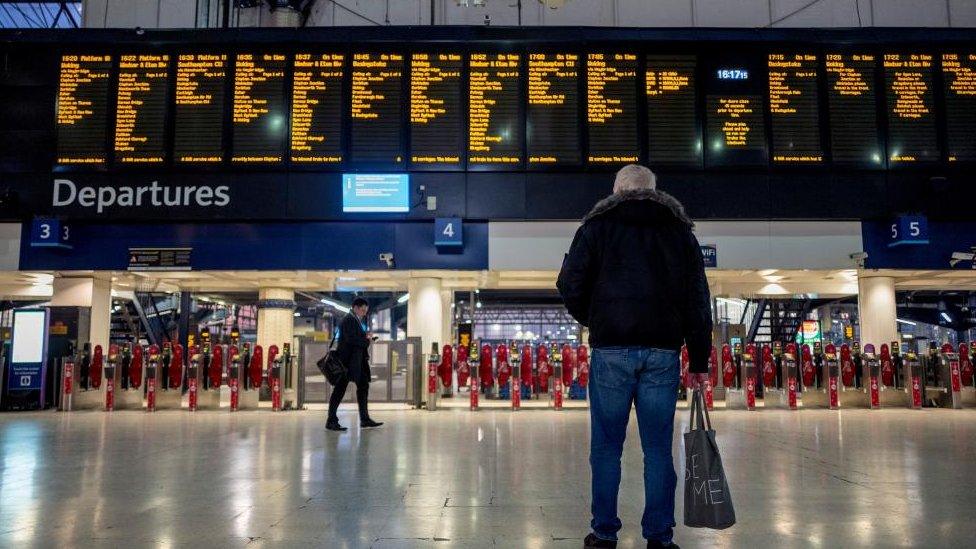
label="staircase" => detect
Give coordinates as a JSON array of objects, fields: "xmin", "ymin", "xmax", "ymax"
[
  {"xmin": 110, "ymin": 292, "xmax": 179, "ymax": 345},
  {"xmin": 743, "ymin": 298, "xmax": 816, "ymax": 343}
]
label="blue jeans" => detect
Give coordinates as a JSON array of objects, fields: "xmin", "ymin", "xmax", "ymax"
[{"xmin": 589, "ymin": 346, "xmax": 679, "ymax": 543}]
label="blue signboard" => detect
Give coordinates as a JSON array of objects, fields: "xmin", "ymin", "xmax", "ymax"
[
  {"xmin": 863, "ymin": 221, "xmax": 975, "ymax": 269},
  {"xmin": 8, "ymin": 309, "xmax": 48, "ymax": 395},
  {"xmin": 342, "ymin": 174, "xmax": 410, "ymax": 213},
  {"xmin": 701, "ymin": 244, "xmax": 717, "ymax": 268},
  {"xmin": 888, "ymin": 215, "xmax": 929, "ymax": 247},
  {"xmin": 435, "ymin": 218, "xmax": 463, "ymax": 249},
  {"xmin": 29, "ymin": 217, "xmax": 71, "ymax": 248}
]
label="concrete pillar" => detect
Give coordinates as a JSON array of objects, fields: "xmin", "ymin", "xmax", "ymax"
[
  {"xmin": 50, "ymin": 277, "xmax": 111, "ymax": 350},
  {"xmin": 858, "ymin": 275, "xmax": 898, "ymax": 348},
  {"xmin": 256, "ymin": 288, "xmax": 295, "ymax": 352},
  {"xmin": 256, "ymin": 288, "xmax": 296, "ymax": 406},
  {"xmin": 440, "ymin": 289, "xmax": 454, "ymax": 349},
  {"xmin": 407, "ymin": 277, "xmax": 444, "ymax": 356}
]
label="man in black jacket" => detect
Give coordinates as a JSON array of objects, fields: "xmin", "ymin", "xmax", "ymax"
[
  {"xmin": 327, "ymin": 297, "xmax": 384, "ymax": 431},
  {"xmin": 557, "ymin": 164, "xmax": 712, "ymax": 549}
]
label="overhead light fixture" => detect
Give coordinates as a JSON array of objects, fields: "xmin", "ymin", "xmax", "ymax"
[
  {"xmin": 397, "ymin": 293, "xmax": 410, "ymax": 304},
  {"xmin": 319, "ymin": 297, "xmax": 351, "ymax": 314},
  {"xmin": 940, "ymin": 312, "xmax": 952, "ymax": 323},
  {"xmin": 293, "ymin": 311, "xmax": 301, "ymax": 317},
  {"xmin": 896, "ymin": 318, "xmax": 917, "ymax": 326}
]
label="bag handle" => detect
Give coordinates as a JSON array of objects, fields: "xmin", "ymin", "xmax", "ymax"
[{"xmin": 688, "ymin": 387, "xmax": 712, "ymax": 431}]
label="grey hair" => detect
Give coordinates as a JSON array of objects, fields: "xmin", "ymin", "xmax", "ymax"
[{"xmin": 613, "ymin": 164, "xmax": 657, "ymax": 193}]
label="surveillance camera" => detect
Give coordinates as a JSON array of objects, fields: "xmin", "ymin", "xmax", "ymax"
[
  {"xmin": 135, "ymin": 26, "xmax": 145, "ymax": 35},
  {"xmin": 379, "ymin": 252, "xmax": 395, "ymax": 269},
  {"xmin": 484, "ymin": 14, "xmax": 490, "ymax": 26},
  {"xmin": 850, "ymin": 251, "xmax": 868, "ymax": 268}
]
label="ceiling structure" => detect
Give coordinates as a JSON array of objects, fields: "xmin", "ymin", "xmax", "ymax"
[{"xmin": 2, "ymin": 268, "xmax": 976, "ymax": 300}]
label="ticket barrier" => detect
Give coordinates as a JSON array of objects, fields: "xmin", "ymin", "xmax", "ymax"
[
  {"xmin": 702, "ymin": 346, "xmax": 717, "ymax": 410},
  {"xmin": 766, "ymin": 343, "xmax": 798, "ymax": 410},
  {"xmin": 227, "ymin": 345, "xmax": 242, "ymax": 411},
  {"xmin": 759, "ymin": 344, "xmax": 782, "ymax": 406},
  {"xmin": 116, "ymin": 343, "xmax": 145, "ymax": 409},
  {"xmin": 874, "ymin": 343, "xmax": 911, "ymax": 408},
  {"xmin": 837, "ymin": 344, "xmax": 870, "ymax": 408},
  {"xmin": 510, "ymin": 351, "xmax": 521, "ymax": 411},
  {"xmin": 426, "ymin": 342, "xmax": 440, "ymax": 411},
  {"xmin": 958, "ymin": 343, "xmax": 975, "ymax": 406},
  {"xmin": 930, "ymin": 344, "xmax": 964, "ymax": 409},
  {"xmin": 496, "ymin": 344, "xmax": 512, "ymax": 400},
  {"xmin": 439, "ymin": 344, "xmax": 454, "ymax": 398},
  {"xmin": 802, "ymin": 344, "xmax": 840, "ymax": 409},
  {"xmin": 479, "ymin": 343, "xmax": 494, "ymax": 398},
  {"xmin": 156, "ymin": 342, "xmax": 184, "ymax": 410},
  {"xmin": 188, "ymin": 344, "xmax": 220, "ymax": 410},
  {"xmin": 58, "ymin": 357, "xmax": 76, "ymax": 411},
  {"xmin": 144, "ymin": 344, "xmax": 160, "ymax": 412},
  {"xmin": 519, "ymin": 345, "xmax": 533, "ymax": 400},
  {"xmin": 62, "ymin": 343, "xmax": 106, "ymax": 410},
  {"xmin": 570, "ymin": 345, "xmax": 589, "ymax": 400},
  {"xmin": 240, "ymin": 343, "xmax": 262, "ymax": 410},
  {"xmin": 551, "ymin": 362, "xmax": 564, "ymax": 410},
  {"xmin": 726, "ymin": 344, "xmax": 757, "ymax": 410},
  {"xmin": 456, "ymin": 344, "xmax": 471, "ymax": 392}
]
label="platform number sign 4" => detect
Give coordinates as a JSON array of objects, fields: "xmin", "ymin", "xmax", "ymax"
[
  {"xmin": 889, "ymin": 215, "xmax": 929, "ymax": 247},
  {"xmin": 435, "ymin": 218, "xmax": 463, "ymax": 249},
  {"xmin": 30, "ymin": 217, "xmax": 72, "ymax": 249}
]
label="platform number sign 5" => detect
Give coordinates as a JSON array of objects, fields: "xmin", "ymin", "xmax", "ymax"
[
  {"xmin": 888, "ymin": 215, "xmax": 929, "ymax": 248},
  {"xmin": 30, "ymin": 217, "xmax": 72, "ymax": 249},
  {"xmin": 435, "ymin": 218, "xmax": 463, "ymax": 249}
]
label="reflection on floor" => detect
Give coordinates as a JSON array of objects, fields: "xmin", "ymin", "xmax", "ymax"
[{"xmin": 0, "ymin": 407, "xmax": 974, "ymax": 548}]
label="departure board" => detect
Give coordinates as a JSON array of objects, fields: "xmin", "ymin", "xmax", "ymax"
[
  {"xmin": 942, "ymin": 53, "xmax": 976, "ymax": 162},
  {"xmin": 291, "ymin": 53, "xmax": 344, "ymax": 164},
  {"xmin": 884, "ymin": 53, "xmax": 939, "ymax": 163},
  {"xmin": 232, "ymin": 53, "xmax": 287, "ymax": 163},
  {"xmin": 114, "ymin": 54, "xmax": 169, "ymax": 164},
  {"xmin": 587, "ymin": 53, "xmax": 639, "ymax": 164},
  {"xmin": 174, "ymin": 53, "xmax": 227, "ymax": 164},
  {"xmin": 645, "ymin": 55, "xmax": 699, "ymax": 167},
  {"xmin": 527, "ymin": 52, "xmax": 580, "ymax": 165},
  {"xmin": 56, "ymin": 54, "xmax": 112, "ymax": 165},
  {"xmin": 705, "ymin": 63, "xmax": 766, "ymax": 167},
  {"xmin": 410, "ymin": 53, "xmax": 463, "ymax": 168},
  {"xmin": 469, "ymin": 53, "xmax": 522, "ymax": 168},
  {"xmin": 350, "ymin": 53, "xmax": 404, "ymax": 165},
  {"xmin": 825, "ymin": 53, "xmax": 882, "ymax": 166},
  {"xmin": 768, "ymin": 53, "xmax": 822, "ymax": 163}
]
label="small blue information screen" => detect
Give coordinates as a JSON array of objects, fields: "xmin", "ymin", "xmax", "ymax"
[{"xmin": 342, "ymin": 173, "xmax": 410, "ymax": 213}]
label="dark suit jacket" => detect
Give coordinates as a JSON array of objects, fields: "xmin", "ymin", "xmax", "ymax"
[{"xmin": 336, "ymin": 312, "xmax": 371, "ymax": 384}]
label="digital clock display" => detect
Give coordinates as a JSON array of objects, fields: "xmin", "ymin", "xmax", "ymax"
[{"xmin": 716, "ymin": 69, "xmax": 749, "ymax": 80}]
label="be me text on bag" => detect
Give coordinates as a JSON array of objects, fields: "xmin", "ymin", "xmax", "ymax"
[{"xmin": 683, "ymin": 387, "xmax": 736, "ymax": 529}]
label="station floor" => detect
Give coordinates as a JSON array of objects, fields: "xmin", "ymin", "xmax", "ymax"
[{"xmin": 1, "ymin": 406, "xmax": 975, "ymax": 549}]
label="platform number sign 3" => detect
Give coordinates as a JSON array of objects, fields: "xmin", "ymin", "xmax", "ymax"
[
  {"xmin": 30, "ymin": 217, "xmax": 72, "ymax": 249},
  {"xmin": 889, "ymin": 215, "xmax": 929, "ymax": 247},
  {"xmin": 435, "ymin": 218, "xmax": 463, "ymax": 249}
]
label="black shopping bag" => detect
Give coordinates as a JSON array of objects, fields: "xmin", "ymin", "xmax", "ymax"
[
  {"xmin": 316, "ymin": 336, "xmax": 347, "ymax": 386},
  {"xmin": 683, "ymin": 388, "xmax": 736, "ymax": 529}
]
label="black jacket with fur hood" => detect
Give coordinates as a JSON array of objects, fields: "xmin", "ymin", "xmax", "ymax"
[{"xmin": 557, "ymin": 188, "xmax": 712, "ymax": 373}]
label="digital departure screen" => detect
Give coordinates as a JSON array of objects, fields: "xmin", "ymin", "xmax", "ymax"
[
  {"xmin": 350, "ymin": 53, "xmax": 404, "ymax": 165},
  {"xmin": 291, "ymin": 53, "xmax": 344, "ymax": 164},
  {"xmin": 587, "ymin": 53, "xmax": 639, "ymax": 164},
  {"xmin": 768, "ymin": 53, "xmax": 822, "ymax": 163},
  {"xmin": 825, "ymin": 53, "xmax": 882, "ymax": 166},
  {"xmin": 527, "ymin": 52, "xmax": 580, "ymax": 166},
  {"xmin": 410, "ymin": 52, "xmax": 463, "ymax": 168},
  {"xmin": 174, "ymin": 53, "xmax": 227, "ymax": 164},
  {"xmin": 114, "ymin": 54, "xmax": 169, "ymax": 164},
  {"xmin": 232, "ymin": 53, "xmax": 287, "ymax": 163},
  {"xmin": 884, "ymin": 53, "xmax": 939, "ymax": 164},
  {"xmin": 645, "ymin": 55, "xmax": 699, "ymax": 167},
  {"xmin": 705, "ymin": 62, "xmax": 766, "ymax": 167},
  {"xmin": 942, "ymin": 53, "xmax": 976, "ymax": 162},
  {"xmin": 56, "ymin": 54, "xmax": 112, "ymax": 165},
  {"xmin": 469, "ymin": 52, "xmax": 522, "ymax": 168}
]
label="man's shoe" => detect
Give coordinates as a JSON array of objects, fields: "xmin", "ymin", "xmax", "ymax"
[
  {"xmin": 584, "ymin": 533, "xmax": 616, "ymax": 548},
  {"xmin": 325, "ymin": 420, "xmax": 347, "ymax": 432},
  {"xmin": 361, "ymin": 418, "xmax": 384, "ymax": 428},
  {"xmin": 647, "ymin": 541, "xmax": 679, "ymax": 549}
]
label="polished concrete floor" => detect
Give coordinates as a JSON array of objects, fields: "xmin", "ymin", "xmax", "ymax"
[{"xmin": 1, "ymin": 406, "xmax": 974, "ymax": 549}]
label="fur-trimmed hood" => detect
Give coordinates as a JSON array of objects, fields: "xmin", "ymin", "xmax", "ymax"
[{"xmin": 582, "ymin": 188, "xmax": 694, "ymax": 227}]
